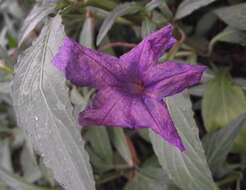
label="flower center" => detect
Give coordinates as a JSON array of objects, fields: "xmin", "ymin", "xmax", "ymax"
[{"xmin": 127, "ymin": 80, "xmax": 145, "ymax": 95}]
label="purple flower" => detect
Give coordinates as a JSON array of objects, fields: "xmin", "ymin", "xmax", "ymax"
[{"xmin": 53, "ymin": 24, "xmax": 206, "ymax": 151}]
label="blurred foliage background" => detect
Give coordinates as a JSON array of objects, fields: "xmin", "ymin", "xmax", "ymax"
[{"xmin": 1, "ymin": 0, "xmax": 246, "ymax": 190}]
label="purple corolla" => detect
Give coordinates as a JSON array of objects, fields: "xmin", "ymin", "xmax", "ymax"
[{"xmin": 53, "ymin": 24, "xmax": 206, "ymax": 151}]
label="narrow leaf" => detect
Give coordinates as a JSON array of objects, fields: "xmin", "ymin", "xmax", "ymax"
[
  {"xmin": 145, "ymin": 0, "xmax": 161, "ymax": 12},
  {"xmin": 21, "ymin": 144, "xmax": 42, "ymax": 183},
  {"xmin": 96, "ymin": 2, "xmax": 141, "ymax": 45},
  {"xmin": 124, "ymin": 166, "xmax": 170, "ymax": 190},
  {"xmin": 109, "ymin": 128, "xmax": 133, "ymax": 166},
  {"xmin": 18, "ymin": 3, "xmax": 55, "ymax": 46},
  {"xmin": 12, "ymin": 15, "xmax": 95, "ymax": 190},
  {"xmin": 150, "ymin": 92, "xmax": 218, "ymax": 190},
  {"xmin": 196, "ymin": 11, "xmax": 217, "ymax": 36},
  {"xmin": 215, "ymin": 3, "xmax": 246, "ymax": 31},
  {"xmin": 159, "ymin": 0, "xmax": 173, "ymax": 19},
  {"xmin": 0, "ymin": 167, "xmax": 51, "ymax": 190},
  {"xmin": 86, "ymin": 127, "xmax": 113, "ymax": 165},
  {"xmin": 175, "ymin": 0, "xmax": 217, "ymax": 20},
  {"xmin": 141, "ymin": 18, "xmax": 156, "ymax": 38},
  {"xmin": 79, "ymin": 12, "xmax": 95, "ymax": 48},
  {"xmin": 203, "ymin": 113, "xmax": 246, "ymax": 173},
  {"xmin": 0, "ymin": 139, "xmax": 13, "ymax": 172},
  {"xmin": 209, "ymin": 27, "xmax": 246, "ymax": 54}
]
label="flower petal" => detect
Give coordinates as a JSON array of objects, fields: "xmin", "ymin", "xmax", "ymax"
[
  {"xmin": 142, "ymin": 97, "xmax": 185, "ymax": 151},
  {"xmin": 53, "ymin": 37, "xmax": 122, "ymax": 89},
  {"xmin": 79, "ymin": 87, "xmax": 184, "ymax": 150},
  {"xmin": 144, "ymin": 61, "xmax": 206, "ymax": 100},
  {"xmin": 79, "ymin": 87, "xmax": 145, "ymax": 128},
  {"xmin": 120, "ymin": 24, "xmax": 176, "ymax": 72}
]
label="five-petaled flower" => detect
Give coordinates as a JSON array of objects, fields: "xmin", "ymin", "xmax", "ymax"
[{"xmin": 53, "ymin": 24, "xmax": 206, "ymax": 151}]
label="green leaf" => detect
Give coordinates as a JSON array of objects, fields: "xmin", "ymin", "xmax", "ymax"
[
  {"xmin": 0, "ymin": 167, "xmax": 54, "ymax": 190},
  {"xmin": 138, "ymin": 129, "xmax": 150, "ymax": 142},
  {"xmin": 203, "ymin": 113, "xmax": 246, "ymax": 173},
  {"xmin": 215, "ymin": 3, "xmax": 246, "ymax": 31},
  {"xmin": 86, "ymin": 148, "xmax": 112, "ymax": 172},
  {"xmin": 18, "ymin": 3, "xmax": 56, "ymax": 46},
  {"xmin": 79, "ymin": 13, "xmax": 95, "ymax": 49},
  {"xmin": 12, "ymin": 15, "xmax": 95, "ymax": 190},
  {"xmin": 202, "ymin": 71, "xmax": 246, "ymax": 152},
  {"xmin": 175, "ymin": 0, "xmax": 217, "ymax": 20},
  {"xmin": 210, "ymin": 27, "xmax": 246, "ymax": 51},
  {"xmin": 96, "ymin": 2, "xmax": 142, "ymax": 46},
  {"xmin": 108, "ymin": 128, "xmax": 133, "ymax": 166},
  {"xmin": 88, "ymin": 6, "xmax": 132, "ymax": 25},
  {"xmin": 86, "ymin": 127, "xmax": 113, "ymax": 165},
  {"xmin": 0, "ymin": 139, "xmax": 13, "ymax": 172},
  {"xmin": 159, "ymin": 0, "xmax": 173, "ymax": 19},
  {"xmin": 0, "ymin": 45, "xmax": 14, "ymax": 67},
  {"xmin": 150, "ymin": 92, "xmax": 218, "ymax": 190},
  {"xmin": 196, "ymin": 11, "xmax": 217, "ymax": 36},
  {"xmin": 141, "ymin": 18, "xmax": 157, "ymax": 38},
  {"xmin": 86, "ymin": 0, "xmax": 116, "ymax": 10},
  {"xmin": 7, "ymin": 33, "xmax": 17, "ymax": 48},
  {"xmin": 202, "ymin": 71, "xmax": 246, "ymax": 130},
  {"xmin": 124, "ymin": 165, "xmax": 170, "ymax": 190},
  {"xmin": 145, "ymin": 0, "xmax": 161, "ymax": 12},
  {"xmin": 20, "ymin": 144, "xmax": 42, "ymax": 183}
]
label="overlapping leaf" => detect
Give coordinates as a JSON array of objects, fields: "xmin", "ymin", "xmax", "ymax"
[
  {"xmin": 96, "ymin": 2, "xmax": 142, "ymax": 45},
  {"xmin": 18, "ymin": 1, "xmax": 57, "ymax": 46},
  {"xmin": 12, "ymin": 15, "xmax": 95, "ymax": 190},
  {"xmin": 124, "ymin": 166, "xmax": 170, "ymax": 190},
  {"xmin": 150, "ymin": 92, "xmax": 218, "ymax": 190},
  {"xmin": 203, "ymin": 113, "xmax": 246, "ymax": 173},
  {"xmin": 209, "ymin": 27, "xmax": 246, "ymax": 54},
  {"xmin": 202, "ymin": 71, "xmax": 246, "ymax": 152},
  {"xmin": 175, "ymin": 0, "xmax": 217, "ymax": 19},
  {"xmin": 109, "ymin": 128, "xmax": 133, "ymax": 166},
  {"xmin": 215, "ymin": 3, "xmax": 246, "ymax": 31}
]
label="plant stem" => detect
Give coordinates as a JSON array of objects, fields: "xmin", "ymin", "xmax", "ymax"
[{"xmin": 86, "ymin": 0, "xmax": 116, "ymax": 10}]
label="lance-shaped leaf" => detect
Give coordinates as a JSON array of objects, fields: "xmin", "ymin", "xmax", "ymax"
[
  {"xmin": 0, "ymin": 167, "xmax": 50, "ymax": 190},
  {"xmin": 12, "ymin": 15, "xmax": 95, "ymax": 190},
  {"xmin": 86, "ymin": 127, "xmax": 113, "ymax": 166},
  {"xmin": 18, "ymin": 2, "xmax": 56, "ymax": 46},
  {"xmin": 80, "ymin": 12, "xmax": 95, "ymax": 49},
  {"xmin": 209, "ymin": 27, "xmax": 246, "ymax": 54},
  {"xmin": 175, "ymin": 0, "xmax": 217, "ymax": 20},
  {"xmin": 124, "ymin": 157, "xmax": 176, "ymax": 190},
  {"xmin": 124, "ymin": 166, "xmax": 170, "ymax": 190},
  {"xmin": 203, "ymin": 113, "xmax": 246, "ymax": 173},
  {"xmin": 0, "ymin": 139, "xmax": 13, "ymax": 172},
  {"xmin": 96, "ymin": 2, "xmax": 141, "ymax": 45},
  {"xmin": 109, "ymin": 128, "xmax": 134, "ymax": 166},
  {"xmin": 149, "ymin": 92, "xmax": 218, "ymax": 190},
  {"xmin": 215, "ymin": 3, "xmax": 246, "ymax": 31}
]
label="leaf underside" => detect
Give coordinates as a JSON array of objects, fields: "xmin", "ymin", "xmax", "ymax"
[{"xmin": 12, "ymin": 15, "xmax": 95, "ymax": 190}]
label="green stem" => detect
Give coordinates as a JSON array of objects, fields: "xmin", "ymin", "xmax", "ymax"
[
  {"xmin": 86, "ymin": 0, "xmax": 116, "ymax": 10},
  {"xmin": 96, "ymin": 172, "xmax": 124, "ymax": 185}
]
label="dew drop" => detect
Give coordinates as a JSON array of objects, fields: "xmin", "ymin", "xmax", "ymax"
[{"xmin": 34, "ymin": 116, "xmax": 39, "ymax": 121}]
